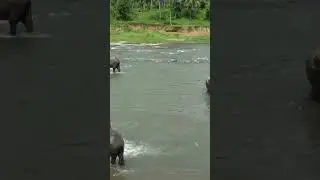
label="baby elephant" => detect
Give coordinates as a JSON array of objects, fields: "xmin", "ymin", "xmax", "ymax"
[
  {"xmin": 206, "ymin": 79, "xmax": 210, "ymax": 94},
  {"xmin": 110, "ymin": 56, "xmax": 121, "ymax": 73},
  {"xmin": 206, "ymin": 76, "xmax": 215, "ymax": 94},
  {"xmin": 110, "ymin": 127, "xmax": 125, "ymax": 166}
]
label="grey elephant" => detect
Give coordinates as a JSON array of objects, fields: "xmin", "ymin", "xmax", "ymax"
[
  {"xmin": 206, "ymin": 77, "xmax": 214, "ymax": 94},
  {"xmin": 110, "ymin": 127, "xmax": 125, "ymax": 166},
  {"xmin": 306, "ymin": 49, "xmax": 320, "ymax": 90},
  {"xmin": 0, "ymin": 0, "xmax": 33, "ymax": 36},
  {"xmin": 110, "ymin": 56, "xmax": 121, "ymax": 73},
  {"xmin": 205, "ymin": 79, "xmax": 210, "ymax": 94}
]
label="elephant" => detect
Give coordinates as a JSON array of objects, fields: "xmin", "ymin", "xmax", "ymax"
[
  {"xmin": 110, "ymin": 56, "xmax": 121, "ymax": 73},
  {"xmin": 0, "ymin": 0, "xmax": 34, "ymax": 36},
  {"xmin": 306, "ymin": 49, "xmax": 320, "ymax": 91},
  {"xmin": 110, "ymin": 127, "xmax": 125, "ymax": 166},
  {"xmin": 206, "ymin": 77, "xmax": 213, "ymax": 94}
]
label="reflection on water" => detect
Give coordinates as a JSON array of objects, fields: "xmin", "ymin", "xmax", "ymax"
[{"xmin": 110, "ymin": 43, "xmax": 210, "ymax": 180}]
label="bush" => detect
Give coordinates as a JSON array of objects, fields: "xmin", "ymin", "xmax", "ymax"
[
  {"xmin": 172, "ymin": 1, "xmax": 183, "ymax": 18},
  {"xmin": 149, "ymin": 9, "xmax": 171, "ymax": 21},
  {"xmin": 205, "ymin": 8, "xmax": 210, "ymax": 20},
  {"xmin": 181, "ymin": 8, "xmax": 198, "ymax": 19},
  {"xmin": 115, "ymin": 0, "xmax": 133, "ymax": 21},
  {"xmin": 199, "ymin": 0, "xmax": 207, "ymax": 9}
]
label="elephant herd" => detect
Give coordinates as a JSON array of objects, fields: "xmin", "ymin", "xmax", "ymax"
[{"xmin": 206, "ymin": 49, "xmax": 320, "ymax": 98}]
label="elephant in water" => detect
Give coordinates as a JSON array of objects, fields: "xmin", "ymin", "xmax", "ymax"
[
  {"xmin": 110, "ymin": 127, "xmax": 125, "ymax": 166},
  {"xmin": 306, "ymin": 49, "xmax": 320, "ymax": 91},
  {"xmin": 206, "ymin": 77, "xmax": 214, "ymax": 94},
  {"xmin": 205, "ymin": 79, "xmax": 210, "ymax": 94},
  {"xmin": 0, "ymin": 0, "xmax": 34, "ymax": 36},
  {"xmin": 110, "ymin": 56, "xmax": 121, "ymax": 73}
]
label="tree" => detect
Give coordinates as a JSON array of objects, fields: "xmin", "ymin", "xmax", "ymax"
[
  {"xmin": 159, "ymin": 0, "xmax": 162, "ymax": 20},
  {"xmin": 185, "ymin": 0, "xmax": 200, "ymax": 20},
  {"xmin": 115, "ymin": 0, "xmax": 133, "ymax": 21},
  {"xmin": 168, "ymin": 0, "xmax": 172, "ymax": 25},
  {"xmin": 172, "ymin": 0, "xmax": 183, "ymax": 19},
  {"xmin": 205, "ymin": 1, "xmax": 210, "ymax": 20}
]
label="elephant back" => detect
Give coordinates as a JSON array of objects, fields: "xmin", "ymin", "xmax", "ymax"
[{"xmin": 110, "ymin": 128, "xmax": 124, "ymax": 148}]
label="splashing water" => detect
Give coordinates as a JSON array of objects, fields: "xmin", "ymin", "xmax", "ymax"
[
  {"xmin": 124, "ymin": 139, "xmax": 162, "ymax": 158},
  {"xmin": 110, "ymin": 139, "xmax": 162, "ymax": 177}
]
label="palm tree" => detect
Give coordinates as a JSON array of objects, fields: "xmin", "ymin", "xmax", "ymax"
[
  {"xmin": 184, "ymin": 0, "xmax": 200, "ymax": 23},
  {"xmin": 159, "ymin": 0, "xmax": 162, "ymax": 20},
  {"xmin": 168, "ymin": 0, "xmax": 172, "ymax": 25},
  {"xmin": 143, "ymin": 0, "xmax": 147, "ymax": 10},
  {"xmin": 155, "ymin": 0, "xmax": 164, "ymax": 20}
]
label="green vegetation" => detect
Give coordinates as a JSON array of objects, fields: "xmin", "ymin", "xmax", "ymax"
[
  {"xmin": 110, "ymin": 0, "xmax": 210, "ymax": 44},
  {"xmin": 111, "ymin": 28, "xmax": 209, "ymax": 44}
]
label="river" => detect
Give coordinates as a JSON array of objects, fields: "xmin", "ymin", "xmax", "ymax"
[{"xmin": 110, "ymin": 43, "xmax": 210, "ymax": 180}]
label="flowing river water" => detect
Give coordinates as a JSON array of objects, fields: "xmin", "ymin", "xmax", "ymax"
[{"xmin": 110, "ymin": 43, "xmax": 210, "ymax": 180}]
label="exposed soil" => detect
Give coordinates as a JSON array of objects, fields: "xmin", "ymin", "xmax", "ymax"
[{"xmin": 113, "ymin": 23, "xmax": 210, "ymax": 36}]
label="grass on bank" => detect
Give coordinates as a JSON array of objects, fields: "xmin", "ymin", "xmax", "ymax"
[
  {"xmin": 110, "ymin": 28, "xmax": 209, "ymax": 44},
  {"xmin": 110, "ymin": 9, "xmax": 210, "ymax": 43}
]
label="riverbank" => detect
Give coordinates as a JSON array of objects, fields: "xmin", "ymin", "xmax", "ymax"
[
  {"xmin": 110, "ymin": 7, "xmax": 210, "ymax": 44},
  {"xmin": 110, "ymin": 23, "xmax": 210, "ymax": 44}
]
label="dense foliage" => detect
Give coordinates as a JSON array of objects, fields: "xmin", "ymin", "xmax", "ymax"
[{"xmin": 110, "ymin": 0, "xmax": 210, "ymax": 22}]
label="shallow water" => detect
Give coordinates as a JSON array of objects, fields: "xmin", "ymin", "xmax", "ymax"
[{"xmin": 110, "ymin": 43, "xmax": 210, "ymax": 180}]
